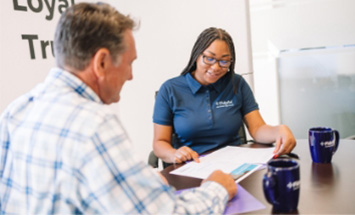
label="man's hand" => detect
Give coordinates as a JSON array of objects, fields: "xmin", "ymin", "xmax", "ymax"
[{"xmin": 202, "ymin": 170, "xmax": 237, "ymax": 200}]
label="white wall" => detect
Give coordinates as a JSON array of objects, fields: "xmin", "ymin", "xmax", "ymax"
[
  {"xmin": 0, "ymin": 0, "xmax": 253, "ymax": 163},
  {"xmin": 0, "ymin": 0, "xmax": 61, "ymax": 112}
]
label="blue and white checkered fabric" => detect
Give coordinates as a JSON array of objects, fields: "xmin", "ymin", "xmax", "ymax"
[{"xmin": 0, "ymin": 68, "xmax": 228, "ymax": 214}]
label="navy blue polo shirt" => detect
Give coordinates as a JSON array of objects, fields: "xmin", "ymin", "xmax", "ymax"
[{"xmin": 153, "ymin": 72, "xmax": 259, "ymax": 155}]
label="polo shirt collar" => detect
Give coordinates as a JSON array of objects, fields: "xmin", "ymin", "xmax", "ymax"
[
  {"xmin": 185, "ymin": 72, "xmax": 228, "ymax": 94},
  {"xmin": 185, "ymin": 72, "xmax": 202, "ymax": 94}
]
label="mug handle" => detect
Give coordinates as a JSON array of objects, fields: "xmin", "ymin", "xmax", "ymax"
[
  {"xmin": 263, "ymin": 174, "xmax": 277, "ymax": 205},
  {"xmin": 333, "ymin": 130, "xmax": 340, "ymax": 154}
]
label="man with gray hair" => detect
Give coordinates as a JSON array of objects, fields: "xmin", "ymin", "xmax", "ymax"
[{"xmin": 0, "ymin": 2, "xmax": 236, "ymax": 214}]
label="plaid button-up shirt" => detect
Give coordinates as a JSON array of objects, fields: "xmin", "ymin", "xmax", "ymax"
[{"xmin": 0, "ymin": 68, "xmax": 228, "ymax": 214}]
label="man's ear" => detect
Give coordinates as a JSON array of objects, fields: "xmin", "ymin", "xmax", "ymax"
[{"xmin": 92, "ymin": 48, "xmax": 111, "ymax": 78}]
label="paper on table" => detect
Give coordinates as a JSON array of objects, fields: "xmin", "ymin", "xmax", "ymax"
[{"xmin": 170, "ymin": 146, "xmax": 275, "ymax": 181}]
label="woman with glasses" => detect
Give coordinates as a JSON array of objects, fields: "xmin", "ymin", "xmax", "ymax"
[{"xmin": 153, "ymin": 27, "xmax": 296, "ymax": 165}]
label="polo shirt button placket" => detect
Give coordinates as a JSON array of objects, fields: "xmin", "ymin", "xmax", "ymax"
[{"xmin": 206, "ymin": 90, "xmax": 212, "ymax": 124}]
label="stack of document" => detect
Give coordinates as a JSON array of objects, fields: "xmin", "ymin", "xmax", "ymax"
[{"xmin": 170, "ymin": 146, "xmax": 275, "ymax": 183}]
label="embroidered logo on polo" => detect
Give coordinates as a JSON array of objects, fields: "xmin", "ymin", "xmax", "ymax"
[{"xmin": 216, "ymin": 100, "xmax": 234, "ymax": 108}]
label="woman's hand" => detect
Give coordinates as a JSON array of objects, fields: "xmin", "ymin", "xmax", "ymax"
[
  {"xmin": 273, "ymin": 125, "xmax": 296, "ymax": 155},
  {"xmin": 172, "ymin": 146, "xmax": 200, "ymax": 164},
  {"xmin": 244, "ymin": 110, "xmax": 296, "ymax": 155}
]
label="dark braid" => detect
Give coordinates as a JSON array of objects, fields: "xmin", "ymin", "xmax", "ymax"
[{"xmin": 181, "ymin": 27, "xmax": 238, "ymax": 93}]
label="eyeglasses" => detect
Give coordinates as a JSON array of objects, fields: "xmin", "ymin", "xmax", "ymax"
[{"xmin": 201, "ymin": 54, "xmax": 232, "ymax": 68}]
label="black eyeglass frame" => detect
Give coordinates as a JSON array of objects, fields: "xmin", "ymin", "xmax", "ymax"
[{"xmin": 201, "ymin": 54, "xmax": 232, "ymax": 68}]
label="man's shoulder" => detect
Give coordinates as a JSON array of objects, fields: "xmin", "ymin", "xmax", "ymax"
[
  {"xmin": 0, "ymin": 89, "xmax": 38, "ymax": 120},
  {"xmin": 70, "ymin": 98, "xmax": 117, "ymax": 125}
]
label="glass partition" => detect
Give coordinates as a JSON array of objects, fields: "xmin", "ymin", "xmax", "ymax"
[{"xmin": 278, "ymin": 46, "xmax": 355, "ymax": 138}]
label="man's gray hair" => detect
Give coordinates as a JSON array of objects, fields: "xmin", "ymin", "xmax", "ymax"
[{"xmin": 54, "ymin": 2, "xmax": 135, "ymax": 70}]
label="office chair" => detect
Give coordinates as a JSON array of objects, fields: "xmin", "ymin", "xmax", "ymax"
[{"xmin": 148, "ymin": 151, "xmax": 160, "ymax": 169}]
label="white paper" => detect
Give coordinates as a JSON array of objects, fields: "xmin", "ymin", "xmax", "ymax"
[{"xmin": 170, "ymin": 146, "xmax": 275, "ymax": 182}]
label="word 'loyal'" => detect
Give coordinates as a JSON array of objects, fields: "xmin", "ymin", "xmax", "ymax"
[{"xmin": 13, "ymin": 0, "xmax": 75, "ymax": 21}]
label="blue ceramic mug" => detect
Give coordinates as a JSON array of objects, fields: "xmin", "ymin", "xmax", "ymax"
[
  {"xmin": 309, "ymin": 127, "xmax": 339, "ymax": 163},
  {"xmin": 263, "ymin": 159, "xmax": 300, "ymax": 213}
]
